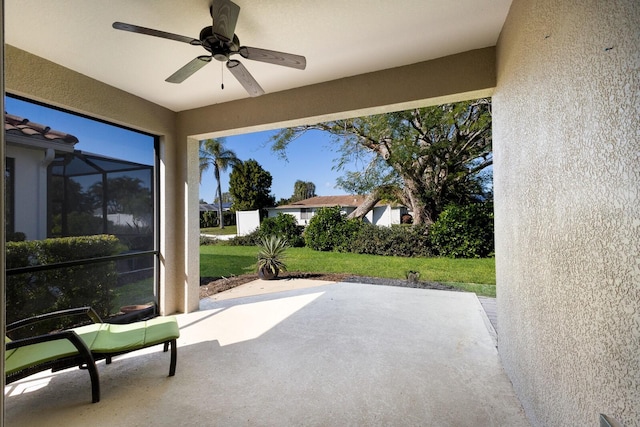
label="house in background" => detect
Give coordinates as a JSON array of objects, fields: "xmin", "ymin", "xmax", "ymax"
[
  {"xmin": 4, "ymin": 113, "xmax": 153, "ymax": 241},
  {"xmin": 268, "ymin": 195, "xmax": 408, "ymax": 227},
  {"xmin": 4, "ymin": 113, "xmax": 78, "ymax": 240},
  {"xmin": 199, "ymin": 201, "xmax": 232, "ymax": 213}
]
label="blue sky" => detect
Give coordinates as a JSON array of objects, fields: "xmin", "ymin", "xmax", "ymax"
[
  {"xmin": 5, "ymin": 96, "xmax": 367, "ymax": 202},
  {"xmin": 6, "ymin": 97, "xmax": 154, "ymax": 165},
  {"xmin": 206, "ymin": 129, "xmax": 370, "ymax": 203}
]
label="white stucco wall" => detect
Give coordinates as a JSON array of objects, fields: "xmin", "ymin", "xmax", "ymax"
[
  {"xmin": 372, "ymin": 206, "xmax": 392, "ymax": 227},
  {"xmin": 5, "ymin": 145, "xmax": 48, "ymax": 240},
  {"xmin": 270, "ymin": 206, "xmax": 403, "ymax": 227},
  {"xmin": 494, "ymin": 0, "xmax": 640, "ymax": 426},
  {"xmin": 267, "ymin": 208, "xmax": 305, "ymax": 225}
]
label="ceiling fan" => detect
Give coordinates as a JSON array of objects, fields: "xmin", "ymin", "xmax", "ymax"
[{"xmin": 112, "ymin": 0, "xmax": 306, "ymax": 97}]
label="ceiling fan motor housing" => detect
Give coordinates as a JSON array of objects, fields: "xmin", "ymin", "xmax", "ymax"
[{"xmin": 199, "ymin": 26, "xmax": 239, "ymax": 62}]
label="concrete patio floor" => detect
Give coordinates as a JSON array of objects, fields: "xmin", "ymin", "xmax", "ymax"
[{"xmin": 5, "ymin": 281, "xmax": 529, "ymax": 426}]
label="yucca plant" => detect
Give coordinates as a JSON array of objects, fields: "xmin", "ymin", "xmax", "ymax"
[{"xmin": 257, "ymin": 235, "xmax": 289, "ymax": 280}]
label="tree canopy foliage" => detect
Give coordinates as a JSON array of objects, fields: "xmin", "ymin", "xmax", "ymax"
[
  {"xmin": 292, "ymin": 180, "xmax": 317, "ymax": 202},
  {"xmin": 229, "ymin": 159, "xmax": 275, "ymax": 212},
  {"xmin": 271, "ymin": 99, "xmax": 492, "ymax": 224},
  {"xmin": 276, "ymin": 180, "xmax": 317, "ymax": 206}
]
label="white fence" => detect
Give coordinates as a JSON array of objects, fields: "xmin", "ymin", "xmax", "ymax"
[{"xmin": 235, "ymin": 210, "xmax": 260, "ymax": 236}]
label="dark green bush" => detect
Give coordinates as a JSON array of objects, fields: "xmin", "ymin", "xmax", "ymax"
[
  {"xmin": 429, "ymin": 203, "xmax": 494, "ymax": 258},
  {"xmin": 5, "ymin": 235, "xmax": 122, "ymax": 330},
  {"xmin": 304, "ymin": 206, "xmax": 363, "ymax": 251},
  {"xmin": 227, "ymin": 229, "xmax": 261, "ymax": 246},
  {"xmin": 6, "ymin": 231, "xmax": 26, "ymax": 242},
  {"xmin": 50, "ymin": 212, "xmax": 104, "ymax": 236},
  {"xmin": 200, "ymin": 211, "xmax": 218, "ymax": 228},
  {"xmin": 200, "ymin": 211, "xmax": 236, "ymax": 228},
  {"xmin": 335, "ymin": 218, "xmax": 364, "ymax": 252},
  {"xmin": 200, "ymin": 235, "xmax": 218, "ymax": 245},
  {"xmin": 259, "ymin": 214, "xmax": 304, "ymax": 247},
  {"xmin": 349, "ymin": 223, "xmax": 433, "ymax": 257},
  {"xmin": 223, "ymin": 211, "xmax": 236, "ymax": 227}
]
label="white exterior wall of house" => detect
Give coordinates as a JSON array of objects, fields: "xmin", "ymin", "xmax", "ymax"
[
  {"xmin": 370, "ymin": 205, "xmax": 397, "ymax": 227},
  {"xmin": 269, "ymin": 205, "xmax": 402, "ymax": 227},
  {"xmin": 5, "ymin": 145, "xmax": 49, "ymax": 240},
  {"xmin": 390, "ymin": 206, "xmax": 403, "ymax": 225},
  {"xmin": 268, "ymin": 207, "xmax": 357, "ymax": 226},
  {"xmin": 267, "ymin": 208, "xmax": 304, "ymax": 225}
]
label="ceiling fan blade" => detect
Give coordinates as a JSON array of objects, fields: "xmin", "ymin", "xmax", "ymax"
[
  {"xmin": 211, "ymin": 0, "xmax": 240, "ymax": 42},
  {"xmin": 113, "ymin": 22, "xmax": 201, "ymax": 45},
  {"xmin": 226, "ymin": 60, "xmax": 265, "ymax": 97},
  {"xmin": 166, "ymin": 56, "xmax": 212, "ymax": 83},
  {"xmin": 238, "ymin": 46, "xmax": 306, "ymax": 70}
]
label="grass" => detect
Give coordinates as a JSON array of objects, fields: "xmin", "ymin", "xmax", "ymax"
[
  {"xmin": 111, "ymin": 278, "xmax": 155, "ymax": 312},
  {"xmin": 200, "ymin": 245, "xmax": 496, "ymax": 297},
  {"xmin": 201, "ymin": 225, "xmax": 237, "ymax": 235}
]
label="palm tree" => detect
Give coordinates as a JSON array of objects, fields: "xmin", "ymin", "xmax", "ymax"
[{"xmin": 199, "ymin": 138, "xmax": 239, "ymax": 229}]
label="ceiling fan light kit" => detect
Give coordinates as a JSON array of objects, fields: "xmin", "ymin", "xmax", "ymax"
[{"xmin": 112, "ymin": 0, "xmax": 306, "ymax": 97}]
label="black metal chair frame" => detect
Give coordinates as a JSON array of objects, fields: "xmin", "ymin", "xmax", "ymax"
[{"xmin": 5, "ymin": 307, "xmax": 177, "ymax": 403}]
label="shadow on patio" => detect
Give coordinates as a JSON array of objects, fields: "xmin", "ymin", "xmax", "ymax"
[{"xmin": 5, "ymin": 282, "xmax": 529, "ymax": 426}]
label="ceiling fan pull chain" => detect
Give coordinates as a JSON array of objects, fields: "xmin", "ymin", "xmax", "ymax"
[{"xmin": 221, "ymin": 62, "xmax": 224, "ymax": 90}]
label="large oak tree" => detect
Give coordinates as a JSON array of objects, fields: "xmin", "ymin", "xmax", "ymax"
[{"xmin": 271, "ymin": 99, "xmax": 492, "ymax": 225}]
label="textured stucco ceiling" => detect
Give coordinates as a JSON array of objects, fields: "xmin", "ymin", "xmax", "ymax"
[{"xmin": 5, "ymin": 0, "xmax": 512, "ymax": 112}]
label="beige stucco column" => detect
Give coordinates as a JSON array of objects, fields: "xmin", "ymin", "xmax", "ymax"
[
  {"xmin": 1, "ymin": 1, "xmax": 8, "ymax": 425},
  {"xmin": 184, "ymin": 136, "xmax": 201, "ymax": 312}
]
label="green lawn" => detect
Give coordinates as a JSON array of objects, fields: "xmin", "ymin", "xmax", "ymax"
[
  {"xmin": 201, "ymin": 245, "xmax": 496, "ymax": 297},
  {"xmin": 201, "ymin": 225, "xmax": 237, "ymax": 235},
  {"xmin": 112, "ymin": 278, "xmax": 155, "ymax": 312}
]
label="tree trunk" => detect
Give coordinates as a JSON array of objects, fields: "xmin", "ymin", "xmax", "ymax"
[
  {"xmin": 215, "ymin": 167, "xmax": 224, "ymax": 229},
  {"xmin": 401, "ymin": 178, "xmax": 437, "ymax": 226},
  {"xmin": 347, "ymin": 190, "xmax": 383, "ymax": 220}
]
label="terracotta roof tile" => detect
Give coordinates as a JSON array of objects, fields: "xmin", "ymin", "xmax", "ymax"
[{"xmin": 4, "ymin": 112, "xmax": 79, "ymax": 145}]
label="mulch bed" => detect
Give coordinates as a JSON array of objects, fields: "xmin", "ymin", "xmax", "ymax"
[{"xmin": 199, "ymin": 271, "xmax": 458, "ymax": 299}]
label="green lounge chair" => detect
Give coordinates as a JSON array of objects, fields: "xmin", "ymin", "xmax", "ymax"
[{"xmin": 5, "ymin": 307, "xmax": 180, "ymax": 403}]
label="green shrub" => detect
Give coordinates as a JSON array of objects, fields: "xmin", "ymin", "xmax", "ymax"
[
  {"xmin": 200, "ymin": 211, "xmax": 236, "ymax": 228},
  {"xmin": 227, "ymin": 229, "xmax": 261, "ymax": 246},
  {"xmin": 335, "ymin": 218, "xmax": 364, "ymax": 252},
  {"xmin": 222, "ymin": 211, "xmax": 236, "ymax": 227},
  {"xmin": 200, "ymin": 211, "xmax": 218, "ymax": 228},
  {"xmin": 429, "ymin": 203, "xmax": 494, "ymax": 258},
  {"xmin": 6, "ymin": 231, "xmax": 26, "ymax": 242},
  {"xmin": 259, "ymin": 214, "xmax": 304, "ymax": 247},
  {"xmin": 200, "ymin": 235, "xmax": 218, "ymax": 245},
  {"xmin": 5, "ymin": 235, "xmax": 122, "ymax": 330},
  {"xmin": 50, "ymin": 212, "xmax": 104, "ymax": 236},
  {"xmin": 304, "ymin": 206, "xmax": 362, "ymax": 251},
  {"xmin": 349, "ymin": 223, "xmax": 433, "ymax": 257}
]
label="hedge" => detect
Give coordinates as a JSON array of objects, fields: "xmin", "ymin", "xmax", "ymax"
[
  {"xmin": 349, "ymin": 223, "xmax": 434, "ymax": 257},
  {"xmin": 6, "ymin": 235, "xmax": 122, "ymax": 333},
  {"xmin": 259, "ymin": 214, "xmax": 305, "ymax": 247},
  {"xmin": 429, "ymin": 203, "xmax": 494, "ymax": 258}
]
